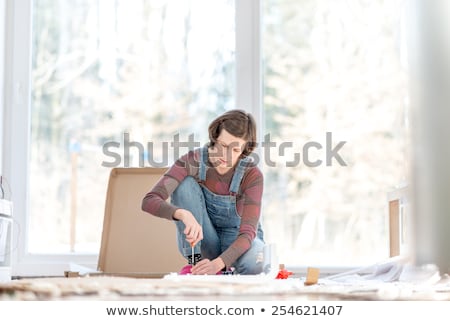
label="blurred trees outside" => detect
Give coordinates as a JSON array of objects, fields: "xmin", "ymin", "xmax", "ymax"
[
  {"xmin": 29, "ymin": 0, "xmax": 410, "ymax": 266},
  {"xmin": 30, "ymin": 0, "xmax": 234, "ymax": 252},
  {"xmin": 262, "ymin": 0, "xmax": 409, "ymax": 265}
]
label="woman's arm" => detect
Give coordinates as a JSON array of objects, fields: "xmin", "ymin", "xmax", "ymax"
[{"xmin": 141, "ymin": 149, "xmax": 200, "ymax": 220}]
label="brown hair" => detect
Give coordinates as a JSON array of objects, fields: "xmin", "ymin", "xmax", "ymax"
[{"xmin": 208, "ymin": 109, "xmax": 257, "ymax": 157}]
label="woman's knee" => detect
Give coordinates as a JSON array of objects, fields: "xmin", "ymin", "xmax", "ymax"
[
  {"xmin": 233, "ymin": 238, "xmax": 265, "ymax": 275},
  {"xmin": 171, "ymin": 176, "xmax": 202, "ymax": 206}
]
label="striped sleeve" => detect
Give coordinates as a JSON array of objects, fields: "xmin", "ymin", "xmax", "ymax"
[{"xmin": 141, "ymin": 149, "xmax": 200, "ymax": 220}]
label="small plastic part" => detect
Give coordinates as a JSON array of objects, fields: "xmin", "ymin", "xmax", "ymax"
[{"xmin": 275, "ymin": 264, "xmax": 293, "ymax": 279}]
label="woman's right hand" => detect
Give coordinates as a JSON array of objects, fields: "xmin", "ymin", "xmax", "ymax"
[{"xmin": 174, "ymin": 209, "xmax": 203, "ymax": 245}]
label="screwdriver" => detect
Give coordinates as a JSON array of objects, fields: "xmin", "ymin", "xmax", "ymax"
[{"xmin": 191, "ymin": 242, "xmax": 195, "ymax": 265}]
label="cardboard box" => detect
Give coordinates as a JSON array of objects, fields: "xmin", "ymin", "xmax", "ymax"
[
  {"xmin": 96, "ymin": 167, "xmax": 185, "ymax": 277},
  {"xmin": 387, "ymin": 185, "xmax": 409, "ymax": 257}
]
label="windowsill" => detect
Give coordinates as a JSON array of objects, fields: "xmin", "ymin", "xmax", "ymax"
[{"xmin": 12, "ymin": 254, "xmax": 99, "ymax": 277}]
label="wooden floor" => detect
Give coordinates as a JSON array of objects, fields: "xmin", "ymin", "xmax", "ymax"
[{"xmin": 1, "ymin": 274, "xmax": 450, "ymax": 301}]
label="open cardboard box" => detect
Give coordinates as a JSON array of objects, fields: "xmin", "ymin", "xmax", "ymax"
[{"xmin": 93, "ymin": 167, "xmax": 185, "ymax": 278}]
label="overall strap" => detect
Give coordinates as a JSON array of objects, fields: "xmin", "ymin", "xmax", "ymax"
[
  {"xmin": 229, "ymin": 157, "xmax": 252, "ymax": 195},
  {"xmin": 199, "ymin": 145, "xmax": 209, "ymax": 182}
]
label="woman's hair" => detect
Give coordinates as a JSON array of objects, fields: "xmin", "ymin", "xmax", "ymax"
[{"xmin": 208, "ymin": 109, "xmax": 257, "ymax": 157}]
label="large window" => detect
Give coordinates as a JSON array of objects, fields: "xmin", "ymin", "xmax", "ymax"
[
  {"xmin": 262, "ymin": 0, "xmax": 410, "ymax": 266},
  {"xmin": 5, "ymin": 0, "xmax": 412, "ymax": 275},
  {"xmin": 29, "ymin": 0, "xmax": 235, "ymax": 253}
]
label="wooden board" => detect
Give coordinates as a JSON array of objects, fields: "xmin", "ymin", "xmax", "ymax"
[{"xmin": 389, "ymin": 199, "xmax": 400, "ymax": 257}]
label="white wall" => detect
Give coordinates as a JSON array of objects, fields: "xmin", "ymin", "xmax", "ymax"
[
  {"xmin": 411, "ymin": 0, "xmax": 450, "ymax": 275},
  {"xmin": 0, "ymin": 0, "xmax": 5, "ymax": 174}
]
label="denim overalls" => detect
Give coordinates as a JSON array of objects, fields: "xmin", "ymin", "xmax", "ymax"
[{"xmin": 171, "ymin": 146, "xmax": 265, "ymax": 274}]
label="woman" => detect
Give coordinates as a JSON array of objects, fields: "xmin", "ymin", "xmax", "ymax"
[{"xmin": 141, "ymin": 109, "xmax": 265, "ymax": 275}]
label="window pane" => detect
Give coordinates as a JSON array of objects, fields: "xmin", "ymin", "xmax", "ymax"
[
  {"xmin": 30, "ymin": 0, "xmax": 235, "ymax": 253},
  {"xmin": 262, "ymin": 0, "xmax": 410, "ymax": 266}
]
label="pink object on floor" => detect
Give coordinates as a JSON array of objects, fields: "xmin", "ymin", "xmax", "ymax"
[{"xmin": 179, "ymin": 264, "xmax": 192, "ymax": 275}]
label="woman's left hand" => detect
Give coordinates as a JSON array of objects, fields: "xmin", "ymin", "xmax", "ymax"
[{"xmin": 191, "ymin": 258, "xmax": 225, "ymax": 275}]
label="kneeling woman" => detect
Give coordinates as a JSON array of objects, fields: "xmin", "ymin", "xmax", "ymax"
[{"xmin": 142, "ymin": 109, "xmax": 265, "ymax": 275}]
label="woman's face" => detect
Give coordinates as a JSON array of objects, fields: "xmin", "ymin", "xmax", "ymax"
[{"xmin": 209, "ymin": 128, "xmax": 247, "ymax": 173}]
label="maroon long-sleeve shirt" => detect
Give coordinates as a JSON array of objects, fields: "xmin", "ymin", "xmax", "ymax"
[{"xmin": 141, "ymin": 148, "xmax": 263, "ymax": 268}]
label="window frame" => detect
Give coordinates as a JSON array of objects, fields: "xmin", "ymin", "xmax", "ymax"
[
  {"xmin": 2, "ymin": 0, "xmax": 404, "ymax": 277},
  {"xmin": 2, "ymin": 0, "xmax": 263, "ymax": 277}
]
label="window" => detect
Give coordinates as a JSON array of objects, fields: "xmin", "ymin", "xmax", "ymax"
[
  {"xmin": 4, "ymin": 0, "xmax": 411, "ymax": 275},
  {"xmin": 29, "ymin": 0, "xmax": 235, "ymax": 253},
  {"xmin": 262, "ymin": 0, "xmax": 410, "ymax": 266},
  {"xmin": 6, "ymin": 0, "xmax": 241, "ymax": 275}
]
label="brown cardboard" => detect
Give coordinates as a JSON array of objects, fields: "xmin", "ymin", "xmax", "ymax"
[
  {"xmin": 304, "ymin": 267, "xmax": 320, "ymax": 286},
  {"xmin": 97, "ymin": 167, "xmax": 185, "ymax": 276},
  {"xmin": 387, "ymin": 185, "xmax": 409, "ymax": 258},
  {"xmin": 389, "ymin": 199, "xmax": 400, "ymax": 257}
]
